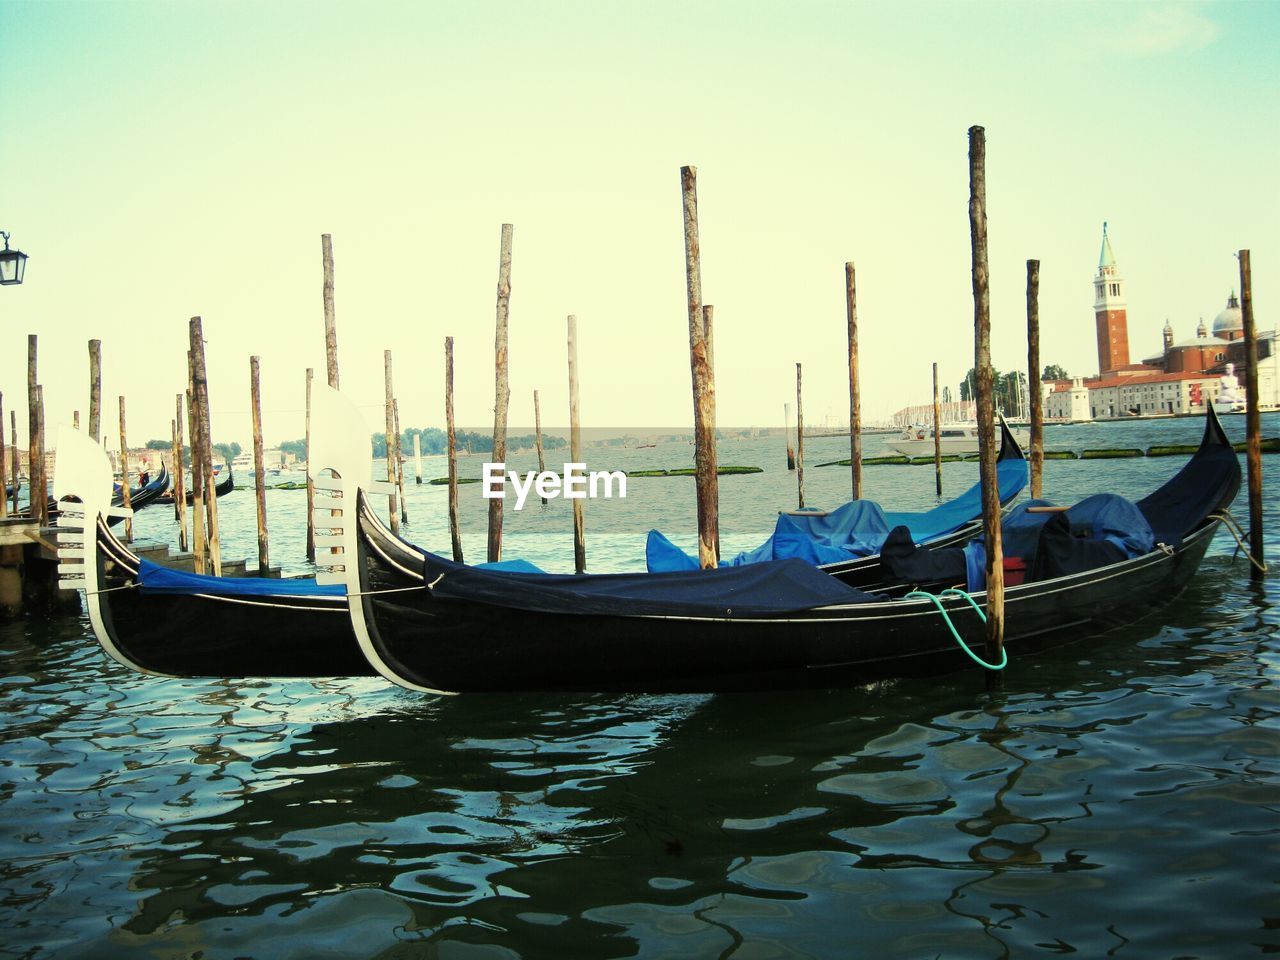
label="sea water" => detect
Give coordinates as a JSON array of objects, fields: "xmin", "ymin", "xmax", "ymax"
[{"xmin": 2, "ymin": 415, "xmax": 1277, "ymax": 958}]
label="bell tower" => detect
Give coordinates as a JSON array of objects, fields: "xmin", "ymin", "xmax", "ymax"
[{"xmin": 1094, "ymin": 222, "xmax": 1130, "ymax": 374}]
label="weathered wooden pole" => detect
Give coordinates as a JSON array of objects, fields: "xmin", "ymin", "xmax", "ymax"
[
  {"xmin": 413, "ymin": 431, "xmax": 423, "ymax": 485},
  {"xmin": 703, "ymin": 304, "xmax": 720, "ymax": 559},
  {"xmin": 0, "ymin": 392, "xmax": 6, "ymax": 519},
  {"xmin": 250, "ymin": 356, "xmax": 270, "ymax": 574},
  {"xmin": 681, "ymin": 165, "xmax": 719, "ymax": 568},
  {"xmin": 795, "ymin": 363, "xmax": 805, "ymax": 509},
  {"xmin": 445, "ymin": 336, "xmax": 463, "ymax": 563},
  {"xmin": 846, "ymin": 261, "xmax": 863, "ymax": 500},
  {"xmin": 322, "ymin": 234, "xmax": 340, "ymax": 389},
  {"xmin": 567, "ymin": 315, "xmax": 586, "ymax": 573},
  {"xmin": 88, "ymin": 339, "xmax": 102, "ymax": 444},
  {"xmin": 118, "ymin": 395, "xmax": 134, "ymax": 541},
  {"xmin": 1027, "ymin": 259, "xmax": 1044, "ymax": 499},
  {"xmin": 393, "ymin": 398, "xmax": 407, "ymax": 524},
  {"xmin": 73, "ymin": 411, "xmax": 80, "ymax": 430},
  {"xmin": 305, "ymin": 367, "xmax": 315, "ymax": 561},
  {"xmin": 969, "ymin": 124, "xmax": 1004, "ymax": 682},
  {"xmin": 382, "ymin": 349, "xmax": 400, "ymax": 533},
  {"xmin": 10, "ymin": 410, "xmax": 19, "ymax": 515},
  {"xmin": 1238, "ymin": 249, "xmax": 1264, "ymax": 580},
  {"xmin": 933, "ymin": 362, "xmax": 943, "ymax": 497},
  {"xmin": 488, "ymin": 223, "xmax": 514, "ymax": 563},
  {"xmin": 171, "ymin": 395, "xmax": 188, "ymax": 552},
  {"xmin": 189, "ymin": 317, "xmax": 221, "ymax": 576},
  {"xmin": 784, "ymin": 402, "xmax": 795, "ymax": 470},
  {"xmin": 534, "ymin": 389, "xmax": 548, "ymax": 505},
  {"xmin": 34, "ymin": 386, "xmax": 47, "ymax": 526},
  {"xmin": 27, "ymin": 336, "xmax": 40, "ymax": 520},
  {"xmin": 186, "ymin": 355, "xmax": 206, "ymax": 574}
]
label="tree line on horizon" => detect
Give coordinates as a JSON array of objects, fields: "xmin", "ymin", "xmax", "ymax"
[{"xmin": 958, "ymin": 363, "xmax": 1069, "ymax": 410}]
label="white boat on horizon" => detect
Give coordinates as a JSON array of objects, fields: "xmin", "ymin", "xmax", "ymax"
[{"xmin": 884, "ymin": 422, "xmax": 1030, "ymax": 457}]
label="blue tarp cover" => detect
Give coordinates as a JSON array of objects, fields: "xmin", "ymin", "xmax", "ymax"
[
  {"xmin": 962, "ymin": 493, "xmax": 1156, "ymax": 591},
  {"xmin": 136, "ymin": 558, "xmax": 346, "ymax": 597},
  {"xmin": 646, "ymin": 455, "xmax": 1029, "ymax": 572},
  {"xmin": 427, "ymin": 553, "xmax": 877, "ymax": 618}
]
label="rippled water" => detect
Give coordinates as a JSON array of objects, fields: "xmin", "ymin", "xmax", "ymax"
[{"xmin": 2, "ymin": 416, "xmax": 1277, "ymax": 958}]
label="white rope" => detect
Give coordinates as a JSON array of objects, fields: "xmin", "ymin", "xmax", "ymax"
[
  {"xmin": 343, "ymin": 584, "xmax": 427, "ymax": 598},
  {"xmin": 84, "ymin": 582, "xmax": 140, "ymax": 596},
  {"xmin": 1208, "ymin": 511, "xmax": 1269, "ymax": 574}
]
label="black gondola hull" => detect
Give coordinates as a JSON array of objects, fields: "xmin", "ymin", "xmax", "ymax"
[
  {"xmin": 93, "ymin": 520, "xmax": 372, "ymax": 678},
  {"xmin": 356, "ymin": 507, "xmax": 1220, "ymax": 693}
]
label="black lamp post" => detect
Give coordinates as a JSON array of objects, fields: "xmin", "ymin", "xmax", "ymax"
[{"xmin": 0, "ymin": 231, "xmax": 28, "ymax": 285}]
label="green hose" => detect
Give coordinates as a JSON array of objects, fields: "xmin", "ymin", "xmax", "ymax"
[{"xmin": 906, "ymin": 588, "xmax": 1008, "ymax": 671}]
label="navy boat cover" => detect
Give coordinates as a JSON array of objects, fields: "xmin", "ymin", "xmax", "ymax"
[
  {"xmin": 961, "ymin": 493, "xmax": 1156, "ymax": 590},
  {"xmin": 137, "ymin": 559, "xmax": 346, "ymax": 597},
  {"xmin": 645, "ymin": 454, "xmax": 1029, "ymax": 572},
  {"xmin": 426, "ymin": 553, "xmax": 877, "ymax": 618}
]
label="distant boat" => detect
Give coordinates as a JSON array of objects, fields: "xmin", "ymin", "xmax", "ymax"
[{"xmin": 885, "ymin": 422, "xmax": 1030, "ymax": 457}]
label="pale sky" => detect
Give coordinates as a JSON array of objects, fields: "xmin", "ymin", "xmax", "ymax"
[{"xmin": 2, "ymin": 0, "xmax": 1276, "ymax": 448}]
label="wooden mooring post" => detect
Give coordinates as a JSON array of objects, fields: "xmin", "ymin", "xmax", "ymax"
[
  {"xmin": 681, "ymin": 165, "xmax": 718, "ymax": 568},
  {"xmin": 932, "ymin": 362, "xmax": 943, "ymax": 497},
  {"xmin": 1238, "ymin": 249, "xmax": 1265, "ymax": 580},
  {"xmin": 413, "ymin": 431, "xmax": 423, "ymax": 485},
  {"xmin": 846, "ymin": 261, "xmax": 863, "ymax": 500},
  {"xmin": 393, "ymin": 399, "xmax": 407, "ymax": 524},
  {"xmin": 305, "ymin": 368, "xmax": 315, "ymax": 561},
  {"xmin": 568, "ymin": 316, "xmax": 586, "ymax": 573},
  {"xmin": 534, "ymin": 390, "xmax": 547, "ymax": 505},
  {"xmin": 190, "ymin": 317, "xmax": 221, "ymax": 576},
  {"xmin": 383, "ymin": 349, "xmax": 400, "ymax": 534},
  {"xmin": 88, "ymin": 339, "xmax": 102, "ymax": 444},
  {"xmin": 27, "ymin": 336, "xmax": 43, "ymax": 524},
  {"xmin": 969, "ymin": 124, "xmax": 1004, "ymax": 685},
  {"xmin": 10, "ymin": 410, "xmax": 18, "ymax": 515},
  {"xmin": 488, "ymin": 223, "xmax": 514, "ymax": 563},
  {"xmin": 445, "ymin": 336, "xmax": 463, "ymax": 563},
  {"xmin": 322, "ymin": 234, "xmax": 340, "ymax": 389},
  {"xmin": 171, "ymin": 395, "xmax": 188, "ymax": 552},
  {"xmin": 187, "ymin": 356, "xmax": 206, "ymax": 575},
  {"xmin": 118, "ymin": 395, "xmax": 133, "ymax": 541},
  {"xmin": 35, "ymin": 388, "xmax": 48, "ymax": 527},
  {"xmin": 795, "ymin": 363, "xmax": 805, "ymax": 509},
  {"xmin": 1027, "ymin": 259, "xmax": 1043, "ymax": 499},
  {"xmin": 250, "ymin": 356, "xmax": 269, "ymax": 574}
]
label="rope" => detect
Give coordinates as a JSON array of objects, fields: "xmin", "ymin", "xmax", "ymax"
[
  {"xmin": 906, "ymin": 588, "xmax": 1007, "ymax": 671},
  {"xmin": 1208, "ymin": 512, "xmax": 1269, "ymax": 574},
  {"xmin": 343, "ymin": 584, "xmax": 427, "ymax": 598},
  {"xmin": 84, "ymin": 582, "xmax": 139, "ymax": 596}
]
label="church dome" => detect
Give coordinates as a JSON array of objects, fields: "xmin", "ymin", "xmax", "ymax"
[{"xmin": 1213, "ymin": 292, "xmax": 1243, "ymax": 336}]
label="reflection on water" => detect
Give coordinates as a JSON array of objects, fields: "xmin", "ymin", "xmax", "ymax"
[{"xmin": 1, "ymin": 419, "xmax": 1278, "ymax": 957}]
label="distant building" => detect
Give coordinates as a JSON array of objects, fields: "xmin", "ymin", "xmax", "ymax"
[
  {"xmin": 1094, "ymin": 223, "xmax": 1131, "ymax": 374},
  {"xmin": 1048, "ymin": 225, "xmax": 1277, "ymax": 419}
]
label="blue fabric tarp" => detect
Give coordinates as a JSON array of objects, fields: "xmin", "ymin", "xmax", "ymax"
[
  {"xmin": 137, "ymin": 558, "xmax": 346, "ymax": 597},
  {"xmin": 426, "ymin": 553, "xmax": 877, "ymax": 618},
  {"xmin": 961, "ymin": 493, "xmax": 1156, "ymax": 591},
  {"xmin": 646, "ymin": 455, "xmax": 1029, "ymax": 572}
]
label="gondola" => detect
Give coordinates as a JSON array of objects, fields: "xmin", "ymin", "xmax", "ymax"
[
  {"xmin": 155, "ymin": 463, "xmax": 234, "ymax": 506},
  {"xmin": 316, "ymin": 381, "xmax": 1239, "ymax": 694},
  {"xmin": 110, "ymin": 462, "xmax": 171, "ymax": 513},
  {"xmin": 53, "ymin": 430, "xmax": 371, "ymax": 679},
  {"xmin": 646, "ymin": 416, "xmax": 1028, "ymax": 586},
  {"xmin": 15, "ymin": 462, "xmax": 168, "ymax": 525}
]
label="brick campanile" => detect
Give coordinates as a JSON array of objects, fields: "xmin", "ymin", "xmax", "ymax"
[{"xmin": 1094, "ymin": 222, "xmax": 1130, "ymax": 374}]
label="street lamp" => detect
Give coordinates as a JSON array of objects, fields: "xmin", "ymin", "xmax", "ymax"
[{"xmin": 0, "ymin": 231, "xmax": 28, "ymax": 285}]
